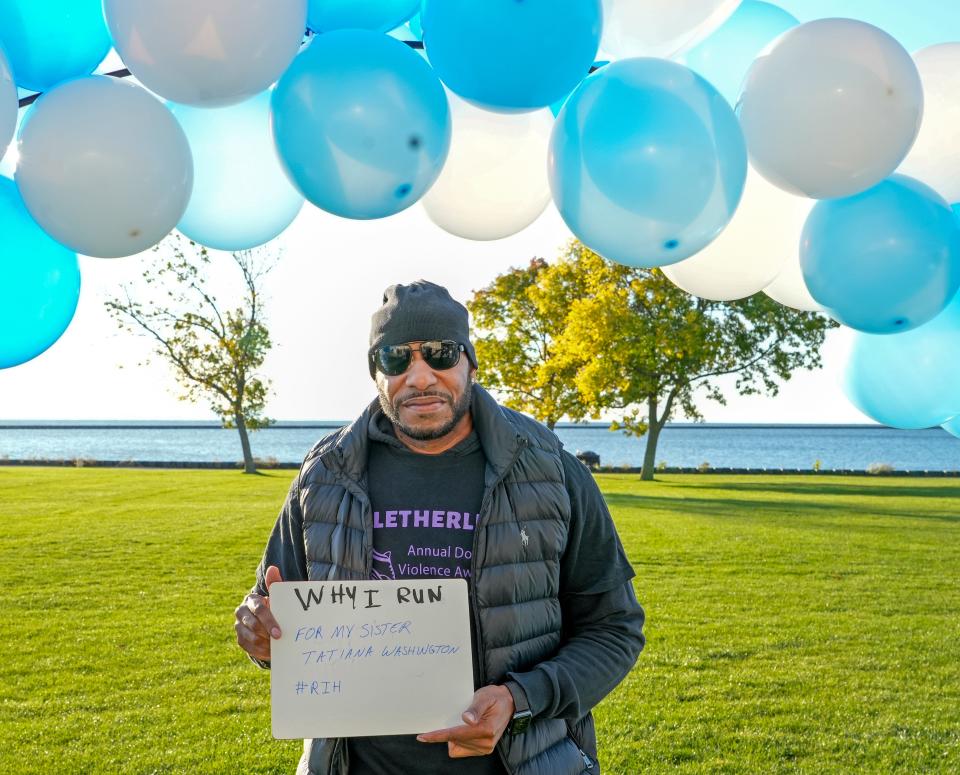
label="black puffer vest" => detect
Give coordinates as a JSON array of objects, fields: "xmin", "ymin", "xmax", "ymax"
[{"xmin": 293, "ymin": 386, "xmax": 598, "ymax": 775}]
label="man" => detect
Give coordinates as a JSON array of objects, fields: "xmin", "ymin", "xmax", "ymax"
[{"xmin": 235, "ymin": 281, "xmax": 645, "ymax": 775}]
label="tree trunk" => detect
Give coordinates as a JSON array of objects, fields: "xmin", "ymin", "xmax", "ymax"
[
  {"xmin": 235, "ymin": 412, "xmax": 256, "ymax": 474},
  {"xmin": 640, "ymin": 395, "xmax": 662, "ymax": 481},
  {"xmin": 640, "ymin": 423, "xmax": 663, "ymax": 481},
  {"xmin": 546, "ymin": 418, "xmax": 556, "ymax": 431}
]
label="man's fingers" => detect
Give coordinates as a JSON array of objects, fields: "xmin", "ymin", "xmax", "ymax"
[
  {"xmin": 237, "ymin": 608, "xmax": 268, "ymax": 639},
  {"xmin": 419, "ymin": 686, "xmax": 513, "ymax": 758},
  {"xmin": 234, "ymin": 570, "xmax": 283, "ymax": 661},
  {"xmin": 462, "ymin": 698, "xmax": 489, "ymax": 725},
  {"xmin": 448, "ymin": 741, "xmax": 492, "ymax": 759},
  {"xmin": 417, "ymin": 724, "xmax": 471, "ymax": 744},
  {"xmin": 418, "ymin": 722, "xmax": 493, "ymax": 745},
  {"xmin": 234, "ymin": 616, "xmax": 271, "ymax": 661},
  {"xmin": 417, "ymin": 724, "xmax": 497, "ymax": 757},
  {"xmin": 245, "ymin": 593, "xmax": 282, "ymax": 638},
  {"xmin": 264, "ymin": 565, "xmax": 283, "ymax": 591}
]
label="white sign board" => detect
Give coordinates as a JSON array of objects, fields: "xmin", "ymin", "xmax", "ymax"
[{"xmin": 270, "ymin": 579, "xmax": 474, "ymax": 739}]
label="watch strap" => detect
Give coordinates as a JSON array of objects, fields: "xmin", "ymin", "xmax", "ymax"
[{"xmin": 504, "ymin": 681, "xmax": 532, "ymax": 736}]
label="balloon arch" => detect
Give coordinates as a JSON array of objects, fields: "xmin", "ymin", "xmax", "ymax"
[{"xmin": 1, "ymin": 0, "xmax": 959, "ymax": 437}]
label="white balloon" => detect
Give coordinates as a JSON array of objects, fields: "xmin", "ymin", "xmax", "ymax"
[
  {"xmin": 421, "ymin": 94, "xmax": 553, "ymax": 241},
  {"xmin": 762, "ymin": 246, "xmax": 821, "ymax": 313},
  {"xmin": 16, "ymin": 76, "xmax": 193, "ymax": 259},
  {"xmin": 601, "ymin": 0, "xmax": 742, "ymax": 59},
  {"xmin": 738, "ymin": 19, "xmax": 923, "ymax": 199},
  {"xmin": 897, "ymin": 44, "xmax": 960, "ymax": 203},
  {"xmin": 0, "ymin": 108, "xmax": 24, "ymax": 179},
  {"xmin": 0, "ymin": 47, "xmax": 15, "ymax": 156},
  {"xmin": 171, "ymin": 92, "xmax": 304, "ymax": 251},
  {"xmin": 661, "ymin": 166, "xmax": 812, "ymax": 300},
  {"xmin": 104, "ymin": 0, "xmax": 307, "ymax": 107}
]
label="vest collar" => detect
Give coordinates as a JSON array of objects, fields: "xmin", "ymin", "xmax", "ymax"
[{"xmin": 314, "ymin": 384, "xmax": 556, "ymax": 484}]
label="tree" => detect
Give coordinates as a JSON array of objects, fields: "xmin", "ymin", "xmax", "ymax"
[
  {"xmin": 467, "ymin": 257, "xmax": 589, "ymax": 429},
  {"xmin": 106, "ymin": 235, "xmax": 276, "ymax": 474},
  {"xmin": 470, "ymin": 241, "xmax": 838, "ymax": 480}
]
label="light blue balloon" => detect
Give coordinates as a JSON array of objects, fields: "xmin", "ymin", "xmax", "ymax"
[
  {"xmin": 0, "ymin": 0, "xmax": 111, "ymax": 92},
  {"xmin": 801, "ymin": 175, "xmax": 960, "ymax": 334},
  {"xmin": 550, "ymin": 61, "xmax": 609, "ymax": 119},
  {"xmin": 422, "ymin": 0, "xmax": 601, "ymax": 111},
  {"xmin": 943, "ymin": 415, "xmax": 960, "ymax": 440},
  {"xmin": 271, "ymin": 30, "xmax": 450, "ymax": 220},
  {"xmin": 549, "ymin": 58, "xmax": 747, "ymax": 268},
  {"xmin": 685, "ymin": 1, "xmax": 798, "ymax": 106},
  {"xmin": 845, "ymin": 291, "xmax": 960, "ymax": 429},
  {"xmin": 171, "ymin": 92, "xmax": 304, "ymax": 251},
  {"xmin": 0, "ymin": 177, "xmax": 80, "ymax": 369},
  {"xmin": 408, "ymin": 13, "xmax": 422, "ymax": 41},
  {"xmin": 307, "ymin": 0, "xmax": 420, "ymax": 33}
]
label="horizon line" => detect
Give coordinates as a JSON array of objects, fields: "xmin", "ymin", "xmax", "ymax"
[{"xmin": 0, "ymin": 419, "xmax": 889, "ymax": 430}]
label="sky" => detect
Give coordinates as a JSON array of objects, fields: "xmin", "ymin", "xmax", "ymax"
[
  {"xmin": 0, "ymin": 194, "xmax": 866, "ymax": 424},
  {"xmin": 10, "ymin": 0, "xmax": 955, "ymax": 424}
]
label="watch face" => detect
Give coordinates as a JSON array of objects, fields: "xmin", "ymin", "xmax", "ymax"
[{"xmin": 510, "ymin": 709, "xmax": 533, "ymax": 735}]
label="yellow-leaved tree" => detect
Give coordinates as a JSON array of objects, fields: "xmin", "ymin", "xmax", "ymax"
[{"xmin": 469, "ymin": 241, "xmax": 838, "ymax": 480}]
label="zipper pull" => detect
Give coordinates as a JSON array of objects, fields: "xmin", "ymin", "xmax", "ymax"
[{"xmin": 579, "ymin": 749, "xmax": 594, "ymax": 770}]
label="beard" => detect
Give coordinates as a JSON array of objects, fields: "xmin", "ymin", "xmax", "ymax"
[{"xmin": 377, "ymin": 381, "xmax": 474, "ymax": 441}]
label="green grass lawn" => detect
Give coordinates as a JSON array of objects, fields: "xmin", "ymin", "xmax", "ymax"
[{"xmin": 1, "ymin": 468, "xmax": 958, "ymax": 774}]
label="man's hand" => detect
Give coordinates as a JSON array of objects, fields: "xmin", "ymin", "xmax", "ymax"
[
  {"xmin": 416, "ymin": 685, "xmax": 515, "ymax": 758},
  {"xmin": 234, "ymin": 565, "xmax": 283, "ymax": 662}
]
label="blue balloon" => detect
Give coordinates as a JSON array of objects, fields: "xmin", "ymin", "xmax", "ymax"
[
  {"xmin": 171, "ymin": 92, "xmax": 304, "ymax": 251},
  {"xmin": 801, "ymin": 175, "xmax": 960, "ymax": 334},
  {"xmin": 845, "ymin": 291, "xmax": 960, "ymax": 429},
  {"xmin": 307, "ymin": 0, "xmax": 420, "ymax": 33},
  {"xmin": 549, "ymin": 58, "xmax": 747, "ymax": 269},
  {"xmin": 943, "ymin": 416, "xmax": 960, "ymax": 439},
  {"xmin": 272, "ymin": 30, "xmax": 450, "ymax": 220},
  {"xmin": 0, "ymin": 0, "xmax": 111, "ymax": 92},
  {"xmin": 422, "ymin": 0, "xmax": 601, "ymax": 111},
  {"xmin": 685, "ymin": 1, "xmax": 798, "ymax": 106},
  {"xmin": 0, "ymin": 177, "xmax": 80, "ymax": 369}
]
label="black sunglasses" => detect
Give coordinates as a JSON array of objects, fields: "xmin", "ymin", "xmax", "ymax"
[{"xmin": 370, "ymin": 340, "xmax": 465, "ymax": 377}]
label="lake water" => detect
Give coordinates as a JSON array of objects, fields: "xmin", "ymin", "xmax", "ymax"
[{"xmin": 1, "ymin": 421, "xmax": 958, "ymax": 472}]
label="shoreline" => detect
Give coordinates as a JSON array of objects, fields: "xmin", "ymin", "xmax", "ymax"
[
  {"xmin": 2, "ymin": 459, "xmax": 958, "ymax": 477},
  {"xmin": 0, "ymin": 421, "xmax": 899, "ymax": 430}
]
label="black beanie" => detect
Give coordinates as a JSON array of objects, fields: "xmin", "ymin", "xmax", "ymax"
[{"xmin": 368, "ymin": 281, "xmax": 478, "ymax": 378}]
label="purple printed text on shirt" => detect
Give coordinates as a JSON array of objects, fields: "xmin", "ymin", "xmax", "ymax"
[{"xmin": 372, "ymin": 510, "xmax": 475, "ymax": 530}]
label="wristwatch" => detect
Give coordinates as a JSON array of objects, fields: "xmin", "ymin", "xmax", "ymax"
[{"xmin": 504, "ymin": 681, "xmax": 533, "ymax": 736}]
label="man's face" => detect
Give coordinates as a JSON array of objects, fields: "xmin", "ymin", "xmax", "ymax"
[{"xmin": 375, "ymin": 341, "xmax": 475, "ymax": 441}]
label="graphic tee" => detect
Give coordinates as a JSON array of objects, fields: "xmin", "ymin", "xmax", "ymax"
[{"xmin": 347, "ymin": 413, "xmax": 506, "ymax": 775}]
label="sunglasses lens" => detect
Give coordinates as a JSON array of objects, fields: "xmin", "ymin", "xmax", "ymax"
[
  {"xmin": 373, "ymin": 341, "xmax": 463, "ymax": 375},
  {"xmin": 421, "ymin": 341, "xmax": 461, "ymax": 370},
  {"xmin": 376, "ymin": 345, "xmax": 412, "ymax": 376}
]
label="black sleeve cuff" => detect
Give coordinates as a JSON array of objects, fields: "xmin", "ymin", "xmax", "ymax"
[{"xmin": 504, "ymin": 670, "xmax": 551, "ymax": 717}]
